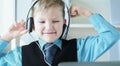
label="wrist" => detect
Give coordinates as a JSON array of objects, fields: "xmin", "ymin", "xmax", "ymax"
[
  {"xmin": 84, "ymin": 11, "xmax": 93, "ymax": 17},
  {"xmin": 0, "ymin": 33, "xmax": 13, "ymax": 42}
]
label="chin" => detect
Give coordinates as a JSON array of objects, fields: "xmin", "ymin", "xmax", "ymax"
[{"xmin": 44, "ymin": 38, "xmax": 56, "ymax": 43}]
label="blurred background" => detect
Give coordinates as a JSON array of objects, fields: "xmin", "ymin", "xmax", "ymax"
[{"xmin": 0, "ymin": 0, "xmax": 120, "ymax": 61}]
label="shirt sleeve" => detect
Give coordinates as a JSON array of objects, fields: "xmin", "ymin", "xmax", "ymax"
[
  {"xmin": 77, "ymin": 13, "xmax": 120, "ymax": 62},
  {"xmin": 0, "ymin": 39, "xmax": 22, "ymax": 66},
  {"xmin": 0, "ymin": 39, "xmax": 9, "ymax": 55}
]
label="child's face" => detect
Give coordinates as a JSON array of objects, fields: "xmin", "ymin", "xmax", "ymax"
[{"xmin": 34, "ymin": 7, "xmax": 65, "ymax": 43}]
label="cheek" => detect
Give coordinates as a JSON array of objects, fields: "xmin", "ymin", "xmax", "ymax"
[
  {"xmin": 55, "ymin": 23, "xmax": 63, "ymax": 34},
  {"xmin": 34, "ymin": 23, "xmax": 43, "ymax": 33}
]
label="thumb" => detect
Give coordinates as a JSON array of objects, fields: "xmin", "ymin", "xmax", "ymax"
[{"xmin": 19, "ymin": 29, "xmax": 29, "ymax": 36}]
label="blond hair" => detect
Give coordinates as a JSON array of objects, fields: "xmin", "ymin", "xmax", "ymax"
[{"xmin": 32, "ymin": 0, "xmax": 65, "ymax": 18}]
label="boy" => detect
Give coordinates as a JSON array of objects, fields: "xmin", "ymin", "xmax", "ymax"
[{"xmin": 0, "ymin": 0, "xmax": 119, "ymax": 66}]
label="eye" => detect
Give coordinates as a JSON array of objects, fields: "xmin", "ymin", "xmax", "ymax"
[
  {"xmin": 39, "ymin": 21, "xmax": 45, "ymax": 23},
  {"xmin": 53, "ymin": 20, "xmax": 60, "ymax": 23}
]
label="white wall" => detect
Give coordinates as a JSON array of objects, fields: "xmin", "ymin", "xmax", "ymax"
[
  {"xmin": 0, "ymin": 0, "xmax": 15, "ymax": 50},
  {"xmin": 110, "ymin": 0, "xmax": 120, "ymax": 24},
  {"xmin": 16, "ymin": 0, "xmax": 32, "ymax": 21},
  {"xmin": 0, "ymin": 0, "xmax": 15, "ymax": 34}
]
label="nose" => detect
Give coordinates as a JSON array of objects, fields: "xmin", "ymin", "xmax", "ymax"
[{"xmin": 45, "ymin": 21, "xmax": 53, "ymax": 30}]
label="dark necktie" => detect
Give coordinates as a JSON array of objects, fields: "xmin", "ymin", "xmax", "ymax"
[{"xmin": 43, "ymin": 43, "xmax": 58, "ymax": 64}]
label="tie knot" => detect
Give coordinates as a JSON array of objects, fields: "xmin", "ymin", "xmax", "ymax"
[{"xmin": 43, "ymin": 43, "xmax": 54, "ymax": 51}]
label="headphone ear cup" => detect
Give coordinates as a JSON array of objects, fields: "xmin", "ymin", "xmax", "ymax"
[
  {"xmin": 63, "ymin": 24, "xmax": 67, "ymax": 32},
  {"xmin": 26, "ymin": 17, "xmax": 34, "ymax": 33},
  {"xmin": 60, "ymin": 24, "xmax": 67, "ymax": 39}
]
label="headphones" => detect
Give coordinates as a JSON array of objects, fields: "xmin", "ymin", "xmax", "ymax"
[{"xmin": 26, "ymin": 0, "xmax": 70, "ymax": 39}]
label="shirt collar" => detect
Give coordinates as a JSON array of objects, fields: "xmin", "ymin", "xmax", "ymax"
[{"xmin": 38, "ymin": 38, "xmax": 62, "ymax": 50}]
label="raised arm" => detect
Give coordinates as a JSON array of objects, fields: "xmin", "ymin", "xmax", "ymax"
[
  {"xmin": 70, "ymin": 5, "xmax": 120, "ymax": 61},
  {"xmin": 0, "ymin": 20, "xmax": 27, "ymax": 65}
]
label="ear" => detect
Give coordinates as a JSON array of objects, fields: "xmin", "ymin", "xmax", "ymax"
[
  {"xmin": 64, "ymin": 19, "xmax": 66, "ymax": 24},
  {"xmin": 31, "ymin": 18, "xmax": 35, "ymax": 30},
  {"xmin": 63, "ymin": 19, "xmax": 67, "ymax": 30},
  {"xmin": 32, "ymin": 24, "xmax": 35, "ymax": 30}
]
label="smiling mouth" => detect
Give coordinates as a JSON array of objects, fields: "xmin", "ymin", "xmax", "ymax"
[{"xmin": 44, "ymin": 32, "xmax": 56, "ymax": 34}]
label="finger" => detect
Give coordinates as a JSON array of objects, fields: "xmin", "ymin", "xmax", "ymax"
[
  {"xmin": 70, "ymin": 14, "xmax": 78, "ymax": 18},
  {"xmin": 20, "ymin": 30, "xmax": 28, "ymax": 35},
  {"xmin": 14, "ymin": 23, "xmax": 21, "ymax": 28},
  {"xmin": 9, "ymin": 23, "xmax": 19, "ymax": 31},
  {"xmin": 71, "ymin": 10, "xmax": 78, "ymax": 16},
  {"xmin": 14, "ymin": 20, "xmax": 25, "ymax": 28},
  {"xmin": 16, "ymin": 20, "xmax": 25, "ymax": 26},
  {"xmin": 20, "ymin": 20, "xmax": 25, "ymax": 24},
  {"xmin": 20, "ymin": 20, "xmax": 26, "ymax": 28}
]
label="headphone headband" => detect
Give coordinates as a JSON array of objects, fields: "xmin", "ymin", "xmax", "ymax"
[{"xmin": 26, "ymin": 0, "xmax": 39, "ymax": 22}]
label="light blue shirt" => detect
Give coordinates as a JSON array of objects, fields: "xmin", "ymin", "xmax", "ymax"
[{"xmin": 0, "ymin": 14, "xmax": 119, "ymax": 66}]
